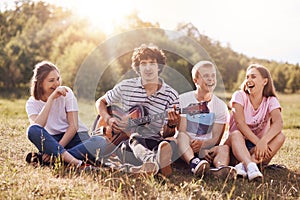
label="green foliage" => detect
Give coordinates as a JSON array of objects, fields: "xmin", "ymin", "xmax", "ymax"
[{"xmin": 0, "ymin": 0, "xmax": 299, "ymax": 97}]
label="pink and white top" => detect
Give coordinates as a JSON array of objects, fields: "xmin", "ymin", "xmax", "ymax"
[{"xmin": 229, "ymin": 90, "xmax": 281, "ymax": 138}]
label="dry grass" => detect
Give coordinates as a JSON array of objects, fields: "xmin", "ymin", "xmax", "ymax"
[{"xmin": 0, "ymin": 95, "xmax": 299, "ymax": 199}]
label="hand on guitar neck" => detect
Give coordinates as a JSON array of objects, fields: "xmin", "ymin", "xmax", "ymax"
[{"xmin": 94, "ymin": 103, "xmax": 209, "ymax": 145}]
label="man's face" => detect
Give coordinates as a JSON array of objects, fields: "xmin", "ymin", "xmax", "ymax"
[
  {"xmin": 194, "ymin": 66, "xmax": 217, "ymax": 92},
  {"xmin": 139, "ymin": 58, "xmax": 159, "ymax": 83}
]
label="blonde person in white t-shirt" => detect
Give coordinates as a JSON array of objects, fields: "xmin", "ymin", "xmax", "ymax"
[
  {"xmin": 25, "ymin": 61, "xmax": 107, "ymax": 169},
  {"xmin": 177, "ymin": 61, "xmax": 236, "ymax": 179}
]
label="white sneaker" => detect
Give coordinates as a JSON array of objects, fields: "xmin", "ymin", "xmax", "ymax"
[
  {"xmin": 129, "ymin": 162, "xmax": 159, "ymax": 175},
  {"xmin": 157, "ymin": 141, "xmax": 173, "ymax": 177},
  {"xmin": 247, "ymin": 162, "xmax": 263, "ymax": 181},
  {"xmin": 235, "ymin": 163, "xmax": 247, "ymax": 178}
]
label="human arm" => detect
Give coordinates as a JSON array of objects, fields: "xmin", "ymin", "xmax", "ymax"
[
  {"xmin": 232, "ymin": 102, "xmax": 260, "ymax": 145},
  {"xmin": 162, "ymin": 106, "xmax": 180, "ymax": 138},
  {"xmin": 255, "ymin": 108, "xmax": 283, "ymax": 160},
  {"xmin": 58, "ymin": 111, "xmax": 79, "ymax": 147},
  {"xmin": 28, "ymin": 86, "xmax": 68, "ymax": 126},
  {"xmin": 195, "ymin": 123, "xmax": 226, "ymax": 157},
  {"xmin": 95, "ymin": 96, "xmax": 122, "ymax": 133}
]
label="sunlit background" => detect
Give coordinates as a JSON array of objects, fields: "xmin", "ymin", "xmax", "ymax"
[{"xmin": 2, "ymin": 0, "xmax": 299, "ymax": 64}]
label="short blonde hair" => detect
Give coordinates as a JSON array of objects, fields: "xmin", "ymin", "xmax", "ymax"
[{"xmin": 191, "ymin": 60, "xmax": 216, "ymax": 79}]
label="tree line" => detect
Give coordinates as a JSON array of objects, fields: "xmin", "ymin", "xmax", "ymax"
[{"xmin": 1, "ymin": 0, "xmax": 299, "ymax": 99}]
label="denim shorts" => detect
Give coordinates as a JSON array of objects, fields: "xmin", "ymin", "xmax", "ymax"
[{"xmin": 245, "ymin": 139, "xmax": 256, "ymax": 151}]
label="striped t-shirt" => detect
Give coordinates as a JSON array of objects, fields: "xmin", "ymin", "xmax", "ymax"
[{"xmin": 105, "ymin": 77, "xmax": 179, "ymax": 140}]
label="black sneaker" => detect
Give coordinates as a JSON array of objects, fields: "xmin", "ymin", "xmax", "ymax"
[
  {"xmin": 25, "ymin": 152, "xmax": 43, "ymax": 166},
  {"xmin": 190, "ymin": 157, "xmax": 209, "ymax": 176}
]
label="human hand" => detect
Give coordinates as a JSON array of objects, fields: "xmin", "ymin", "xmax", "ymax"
[
  {"xmin": 107, "ymin": 117, "xmax": 123, "ymax": 133},
  {"xmin": 255, "ymin": 139, "xmax": 268, "ymax": 161},
  {"xmin": 49, "ymin": 86, "xmax": 68, "ymax": 100},
  {"xmin": 42, "ymin": 154, "xmax": 51, "ymax": 163},
  {"xmin": 203, "ymin": 149, "xmax": 215, "ymax": 164},
  {"xmin": 167, "ymin": 105, "xmax": 180, "ymax": 127},
  {"xmin": 191, "ymin": 139, "xmax": 202, "ymax": 153},
  {"xmin": 264, "ymin": 145, "xmax": 273, "ymax": 160}
]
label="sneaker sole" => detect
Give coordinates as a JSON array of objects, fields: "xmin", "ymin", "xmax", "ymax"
[
  {"xmin": 237, "ymin": 174, "xmax": 247, "ymax": 178},
  {"xmin": 130, "ymin": 162, "xmax": 159, "ymax": 175},
  {"xmin": 210, "ymin": 166, "xmax": 237, "ymax": 179},
  {"xmin": 194, "ymin": 161, "xmax": 210, "ymax": 177},
  {"xmin": 248, "ymin": 174, "xmax": 263, "ymax": 182},
  {"xmin": 157, "ymin": 141, "xmax": 172, "ymax": 177}
]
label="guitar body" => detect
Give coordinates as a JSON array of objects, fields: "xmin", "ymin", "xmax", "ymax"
[
  {"xmin": 93, "ymin": 102, "xmax": 205, "ymax": 155},
  {"xmin": 95, "ymin": 105, "xmax": 148, "ymax": 152}
]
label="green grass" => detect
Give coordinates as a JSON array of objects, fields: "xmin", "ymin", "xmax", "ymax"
[{"xmin": 0, "ymin": 94, "xmax": 299, "ymax": 199}]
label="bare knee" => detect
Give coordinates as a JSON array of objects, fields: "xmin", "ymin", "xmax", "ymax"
[
  {"xmin": 227, "ymin": 130, "xmax": 243, "ymax": 144},
  {"xmin": 277, "ymin": 132, "xmax": 286, "ymax": 145},
  {"xmin": 214, "ymin": 145, "xmax": 230, "ymax": 157},
  {"xmin": 177, "ymin": 132, "xmax": 190, "ymax": 145}
]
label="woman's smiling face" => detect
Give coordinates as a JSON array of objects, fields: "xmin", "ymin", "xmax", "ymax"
[
  {"xmin": 41, "ymin": 70, "xmax": 61, "ymax": 97},
  {"xmin": 245, "ymin": 68, "xmax": 268, "ymax": 95}
]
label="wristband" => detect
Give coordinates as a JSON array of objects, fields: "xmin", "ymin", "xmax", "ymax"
[{"xmin": 167, "ymin": 123, "xmax": 176, "ymax": 128}]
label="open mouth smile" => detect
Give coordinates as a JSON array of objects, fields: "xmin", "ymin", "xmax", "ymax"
[{"xmin": 246, "ymin": 82, "xmax": 255, "ymax": 89}]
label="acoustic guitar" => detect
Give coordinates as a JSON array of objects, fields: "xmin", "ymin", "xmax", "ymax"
[{"xmin": 92, "ymin": 102, "xmax": 209, "ymax": 154}]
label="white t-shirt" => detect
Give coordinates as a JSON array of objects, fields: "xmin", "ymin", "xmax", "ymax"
[
  {"xmin": 26, "ymin": 86, "xmax": 88, "ymax": 135},
  {"xmin": 179, "ymin": 91, "xmax": 229, "ymax": 140}
]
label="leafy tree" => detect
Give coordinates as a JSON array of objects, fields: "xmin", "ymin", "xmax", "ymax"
[
  {"xmin": 286, "ymin": 66, "xmax": 300, "ymax": 93},
  {"xmin": 235, "ymin": 69, "xmax": 246, "ymax": 91},
  {"xmin": 271, "ymin": 67, "xmax": 287, "ymax": 93},
  {"xmin": 1, "ymin": 0, "xmax": 299, "ymax": 97}
]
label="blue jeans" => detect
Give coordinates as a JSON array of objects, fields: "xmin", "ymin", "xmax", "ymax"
[{"xmin": 27, "ymin": 125, "xmax": 108, "ymax": 162}]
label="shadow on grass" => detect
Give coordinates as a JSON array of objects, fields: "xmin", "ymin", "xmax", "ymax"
[
  {"xmin": 25, "ymin": 159, "xmax": 300, "ymax": 200},
  {"xmin": 169, "ymin": 161, "xmax": 300, "ymax": 199}
]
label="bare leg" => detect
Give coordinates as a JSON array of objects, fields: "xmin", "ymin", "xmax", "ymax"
[
  {"xmin": 226, "ymin": 130, "xmax": 253, "ymax": 166},
  {"xmin": 177, "ymin": 132, "xmax": 193, "ymax": 163},
  {"xmin": 250, "ymin": 132, "xmax": 285, "ymax": 165},
  {"xmin": 212, "ymin": 145, "xmax": 230, "ymax": 168},
  {"xmin": 61, "ymin": 151, "xmax": 82, "ymax": 166}
]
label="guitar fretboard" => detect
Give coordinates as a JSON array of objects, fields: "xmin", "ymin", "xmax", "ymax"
[{"xmin": 127, "ymin": 106, "xmax": 204, "ymax": 127}]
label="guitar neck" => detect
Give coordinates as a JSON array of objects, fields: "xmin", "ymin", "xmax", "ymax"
[
  {"xmin": 127, "ymin": 103, "xmax": 207, "ymax": 127},
  {"xmin": 128, "ymin": 107, "xmax": 188, "ymax": 126}
]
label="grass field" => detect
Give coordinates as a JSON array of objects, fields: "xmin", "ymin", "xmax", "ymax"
[{"xmin": 0, "ymin": 93, "xmax": 299, "ymax": 199}]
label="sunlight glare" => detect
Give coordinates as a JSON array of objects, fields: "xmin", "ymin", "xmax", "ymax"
[{"xmin": 72, "ymin": 0, "xmax": 136, "ymax": 34}]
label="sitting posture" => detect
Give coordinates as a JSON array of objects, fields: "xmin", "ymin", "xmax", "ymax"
[
  {"xmin": 96, "ymin": 44, "xmax": 180, "ymax": 176},
  {"xmin": 26, "ymin": 61, "xmax": 107, "ymax": 168},
  {"xmin": 225, "ymin": 64, "xmax": 285, "ymax": 181},
  {"xmin": 178, "ymin": 61, "xmax": 235, "ymax": 178}
]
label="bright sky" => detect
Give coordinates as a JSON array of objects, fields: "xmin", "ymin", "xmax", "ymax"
[{"xmin": 1, "ymin": 0, "xmax": 300, "ymax": 64}]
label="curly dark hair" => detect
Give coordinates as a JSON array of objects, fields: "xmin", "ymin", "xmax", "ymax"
[{"xmin": 131, "ymin": 43, "xmax": 166, "ymax": 75}]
